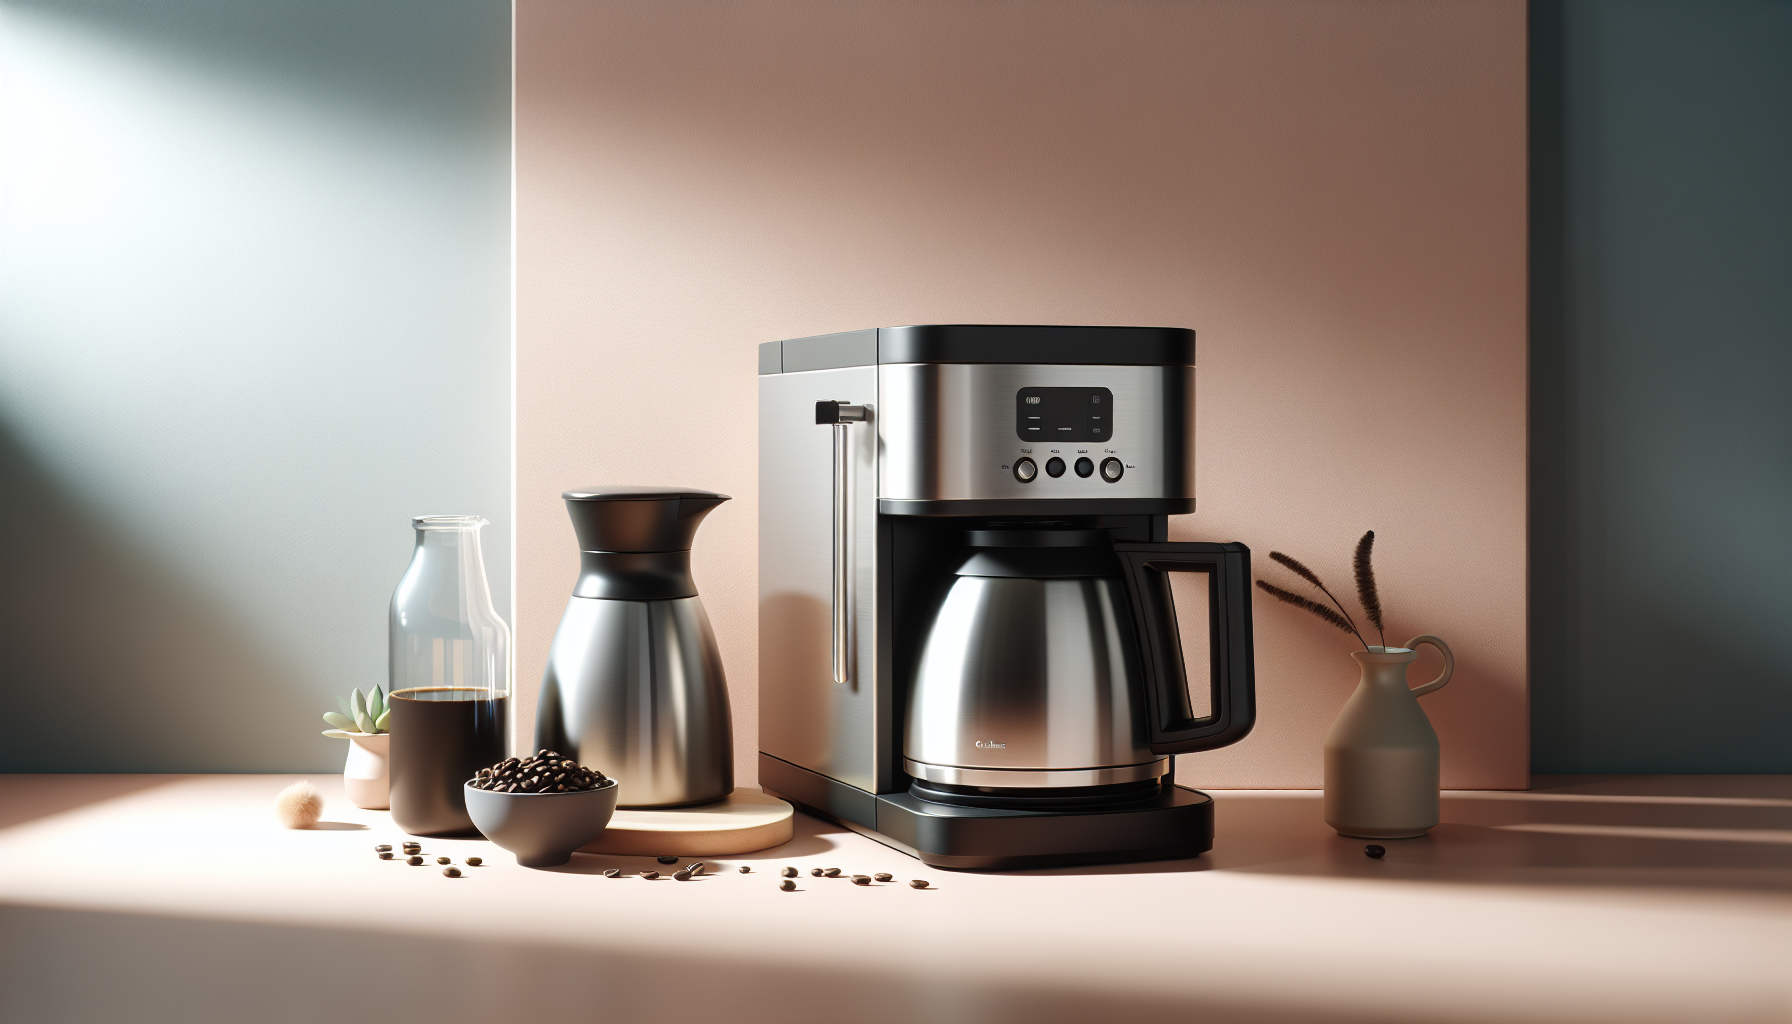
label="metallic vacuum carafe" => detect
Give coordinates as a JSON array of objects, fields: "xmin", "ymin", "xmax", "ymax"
[
  {"xmin": 758, "ymin": 325, "xmax": 1256, "ymax": 869},
  {"xmin": 535, "ymin": 486, "xmax": 733, "ymax": 808},
  {"xmin": 905, "ymin": 529, "xmax": 1163, "ymax": 797}
]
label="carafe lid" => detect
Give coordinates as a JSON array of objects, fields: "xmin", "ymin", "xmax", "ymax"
[{"xmin": 562, "ymin": 486, "xmax": 730, "ymax": 553}]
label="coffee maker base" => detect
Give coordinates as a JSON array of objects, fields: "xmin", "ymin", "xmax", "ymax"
[{"xmin": 760, "ymin": 754, "xmax": 1213, "ymax": 871}]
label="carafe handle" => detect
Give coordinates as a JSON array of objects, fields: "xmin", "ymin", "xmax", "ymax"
[
  {"xmin": 1114, "ymin": 541, "xmax": 1257, "ymax": 755},
  {"xmin": 1404, "ymin": 634, "xmax": 1454, "ymax": 696}
]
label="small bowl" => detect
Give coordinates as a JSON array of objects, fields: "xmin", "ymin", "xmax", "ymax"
[{"xmin": 463, "ymin": 779, "xmax": 620, "ymax": 867}]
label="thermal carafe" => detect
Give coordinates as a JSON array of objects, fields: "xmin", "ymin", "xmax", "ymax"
[
  {"xmin": 758, "ymin": 325, "xmax": 1256, "ymax": 869},
  {"xmin": 535, "ymin": 487, "xmax": 733, "ymax": 807}
]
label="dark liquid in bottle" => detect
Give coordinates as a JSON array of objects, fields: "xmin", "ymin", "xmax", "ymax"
[{"xmin": 389, "ymin": 687, "xmax": 507, "ymax": 836}]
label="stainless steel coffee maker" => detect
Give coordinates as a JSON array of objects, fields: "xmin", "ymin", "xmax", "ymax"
[
  {"xmin": 535, "ymin": 486, "xmax": 733, "ymax": 807},
  {"xmin": 759, "ymin": 325, "xmax": 1255, "ymax": 869}
]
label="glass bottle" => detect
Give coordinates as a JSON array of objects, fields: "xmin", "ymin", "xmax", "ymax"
[{"xmin": 387, "ymin": 515, "xmax": 511, "ymax": 836}]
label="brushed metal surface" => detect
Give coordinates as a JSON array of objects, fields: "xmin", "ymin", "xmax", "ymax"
[
  {"xmin": 534, "ymin": 596, "xmax": 733, "ymax": 808},
  {"xmin": 904, "ymin": 575, "xmax": 1159, "ymax": 773},
  {"xmin": 758, "ymin": 366, "xmax": 882, "ymax": 792},
  {"xmin": 902, "ymin": 758, "xmax": 1168, "ymax": 788},
  {"xmin": 877, "ymin": 363, "xmax": 1193, "ymax": 503}
]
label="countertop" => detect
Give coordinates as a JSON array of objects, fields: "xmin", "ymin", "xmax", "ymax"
[{"xmin": 1, "ymin": 774, "xmax": 1787, "ymax": 1024}]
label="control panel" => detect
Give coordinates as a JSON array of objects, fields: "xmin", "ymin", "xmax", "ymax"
[{"xmin": 875, "ymin": 362, "xmax": 1191, "ymax": 507}]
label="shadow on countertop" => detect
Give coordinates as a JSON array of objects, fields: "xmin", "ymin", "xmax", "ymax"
[{"xmin": 1002, "ymin": 775, "xmax": 1792, "ymax": 891}]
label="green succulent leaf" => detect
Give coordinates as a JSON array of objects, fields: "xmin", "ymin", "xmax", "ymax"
[
  {"xmin": 323, "ymin": 712, "xmax": 357, "ymax": 731},
  {"xmin": 368, "ymin": 686, "xmax": 385, "ymax": 720},
  {"xmin": 374, "ymin": 708, "xmax": 391, "ymax": 732},
  {"xmin": 337, "ymin": 694, "xmax": 353, "ymax": 717},
  {"xmin": 349, "ymin": 689, "xmax": 373, "ymax": 733}
]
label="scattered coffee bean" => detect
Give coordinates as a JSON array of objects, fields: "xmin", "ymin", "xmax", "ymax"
[
  {"xmin": 687, "ymin": 862, "xmax": 705, "ymax": 876},
  {"xmin": 739, "ymin": 866, "xmax": 751, "ymax": 874},
  {"xmin": 408, "ymin": 855, "xmax": 424, "ymax": 866},
  {"xmin": 465, "ymin": 856, "xmax": 482, "ymax": 867},
  {"xmin": 436, "ymin": 857, "xmax": 451, "ymax": 865},
  {"xmin": 375, "ymin": 844, "xmax": 392, "ymax": 852},
  {"xmin": 603, "ymin": 868, "xmax": 621, "ymax": 878},
  {"xmin": 443, "ymin": 866, "xmax": 461, "ymax": 878},
  {"xmin": 641, "ymin": 871, "xmax": 660, "ymax": 879},
  {"xmin": 780, "ymin": 879, "xmax": 796, "ymax": 891},
  {"xmin": 908, "ymin": 879, "xmax": 929, "ymax": 889},
  {"xmin": 823, "ymin": 867, "xmax": 841, "ymax": 878},
  {"xmin": 852, "ymin": 875, "xmax": 870, "ymax": 885},
  {"xmin": 1365, "ymin": 845, "xmax": 1386, "ymax": 859},
  {"xmin": 874, "ymin": 872, "xmax": 893, "ymax": 882},
  {"xmin": 378, "ymin": 852, "xmax": 393, "ymax": 860},
  {"xmin": 782, "ymin": 866, "xmax": 798, "ymax": 878},
  {"xmin": 673, "ymin": 869, "xmax": 692, "ymax": 881},
  {"xmin": 810, "ymin": 868, "xmax": 823, "ymax": 876},
  {"xmin": 657, "ymin": 856, "xmax": 678, "ymax": 864}
]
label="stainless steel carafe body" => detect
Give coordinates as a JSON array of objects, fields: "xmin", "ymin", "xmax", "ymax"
[
  {"xmin": 534, "ymin": 487, "xmax": 733, "ymax": 808},
  {"xmin": 904, "ymin": 573, "xmax": 1167, "ymax": 789}
]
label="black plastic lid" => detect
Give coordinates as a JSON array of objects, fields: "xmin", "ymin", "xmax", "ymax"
[{"xmin": 561, "ymin": 486, "xmax": 730, "ymax": 553}]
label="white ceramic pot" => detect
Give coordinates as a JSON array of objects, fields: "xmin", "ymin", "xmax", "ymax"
[
  {"xmin": 1323, "ymin": 635, "xmax": 1454, "ymax": 839},
  {"xmin": 342, "ymin": 733, "xmax": 391, "ymax": 810}
]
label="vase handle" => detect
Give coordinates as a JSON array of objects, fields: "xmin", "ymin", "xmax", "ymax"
[{"xmin": 1405, "ymin": 634, "xmax": 1454, "ymax": 696}]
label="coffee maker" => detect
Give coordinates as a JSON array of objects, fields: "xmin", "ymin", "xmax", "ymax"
[{"xmin": 758, "ymin": 325, "xmax": 1255, "ymax": 869}]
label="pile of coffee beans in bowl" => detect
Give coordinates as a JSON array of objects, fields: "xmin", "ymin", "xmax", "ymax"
[{"xmin": 469, "ymin": 750, "xmax": 608, "ymax": 793}]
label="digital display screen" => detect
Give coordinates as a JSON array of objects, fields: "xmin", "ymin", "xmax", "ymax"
[{"xmin": 1015, "ymin": 387, "xmax": 1113, "ymax": 442}]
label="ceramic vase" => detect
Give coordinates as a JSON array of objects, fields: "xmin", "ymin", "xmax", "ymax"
[
  {"xmin": 342, "ymin": 733, "xmax": 391, "ymax": 810},
  {"xmin": 1323, "ymin": 635, "xmax": 1454, "ymax": 839}
]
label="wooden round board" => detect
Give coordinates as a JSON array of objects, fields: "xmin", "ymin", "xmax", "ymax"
[{"xmin": 578, "ymin": 787, "xmax": 794, "ymax": 857}]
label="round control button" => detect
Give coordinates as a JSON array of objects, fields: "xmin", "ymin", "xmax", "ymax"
[
  {"xmin": 1100, "ymin": 457, "xmax": 1124, "ymax": 482},
  {"xmin": 1013, "ymin": 457, "xmax": 1037, "ymax": 483},
  {"xmin": 1074, "ymin": 457, "xmax": 1094, "ymax": 478},
  {"xmin": 1045, "ymin": 457, "xmax": 1066, "ymax": 478}
]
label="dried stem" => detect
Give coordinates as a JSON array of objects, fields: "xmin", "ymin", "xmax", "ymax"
[
  {"xmin": 1353, "ymin": 530, "xmax": 1386, "ymax": 648},
  {"xmin": 1268, "ymin": 550, "xmax": 1366, "ymax": 645},
  {"xmin": 1256, "ymin": 580, "xmax": 1369, "ymax": 648}
]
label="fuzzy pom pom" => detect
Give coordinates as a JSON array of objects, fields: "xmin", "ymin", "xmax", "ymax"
[{"xmin": 274, "ymin": 780, "xmax": 324, "ymax": 828}]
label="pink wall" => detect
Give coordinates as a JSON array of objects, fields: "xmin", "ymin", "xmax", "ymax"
[{"xmin": 516, "ymin": 0, "xmax": 1528, "ymax": 789}]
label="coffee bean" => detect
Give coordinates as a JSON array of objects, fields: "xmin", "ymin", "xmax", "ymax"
[
  {"xmin": 810, "ymin": 868, "xmax": 823, "ymax": 876},
  {"xmin": 375, "ymin": 844, "xmax": 392, "ymax": 852},
  {"xmin": 641, "ymin": 871, "xmax": 660, "ymax": 879},
  {"xmin": 657, "ymin": 856, "xmax": 678, "ymax": 864},
  {"xmin": 436, "ymin": 857, "xmax": 451, "ymax": 865},
  {"xmin": 874, "ymin": 873, "xmax": 893, "ymax": 882},
  {"xmin": 443, "ymin": 866, "xmax": 461, "ymax": 878},
  {"xmin": 466, "ymin": 856, "xmax": 483, "ymax": 867},
  {"xmin": 780, "ymin": 879, "xmax": 796, "ymax": 891},
  {"xmin": 852, "ymin": 875, "xmax": 870, "ymax": 885},
  {"xmin": 823, "ymin": 867, "xmax": 841, "ymax": 877},
  {"xmin": 688, "ymin": 863, "xmax": 705, "ymax": 876},
  {"xmin": 781, "ymin": 866, "xmax": 797, "ymax": 878},
  {"xmin": 908, "ymin": 879, "xmax": 929, "ymax": 889},
  {"xmin": 673, "ymin": 869, "xmax": 692, "ymax": 881},
  {"xmin": 603, "ymin": 868, "xmax": 621, "ymax": 878},
  {"xmin": 739, "ymin": 866, "xmax": 751, "ymax": 874},
  {"xmin": 408, "ymin": 856, "xmax": 424, "ymax": 866},
  {"xmin": 378, "ymin": 852, "xmax": 393, "ymax": 860},
  {"xmin": 1365, "ymin": 845, "xmax": 1386, "ymax": 859}
]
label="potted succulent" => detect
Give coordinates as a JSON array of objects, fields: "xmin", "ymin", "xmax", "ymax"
[
  {"xmin": 322, "ymin": 686, "xmax": 392, "ymax": 809},
  {"xmin": 1256, "ymin": 531, "xmax": 1455, "ymax": 839}
]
